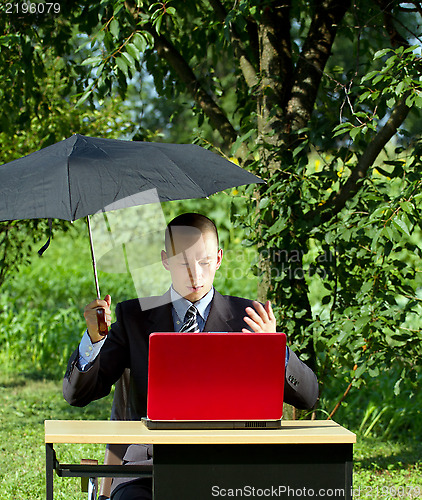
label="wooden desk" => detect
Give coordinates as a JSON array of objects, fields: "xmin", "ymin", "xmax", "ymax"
[{"xmin": 45, "ymin": 420, "xmax": 356, "ymax": 499}]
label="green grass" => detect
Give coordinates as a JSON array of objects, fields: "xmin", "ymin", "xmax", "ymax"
[
  {"xmin": 353, "ymin": 439, "xmax": 421, "ymax": 499},
  {"xmin": 0, "ymin": 375, "xmax": 420, "ymax": 500},
  {"xmin": 0, "ymin": 374, "xmax": 114, "ymax": 499}
]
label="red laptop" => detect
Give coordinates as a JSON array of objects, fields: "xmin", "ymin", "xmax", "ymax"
[{"xmin": 143, "ymin": 332, "xmax": 286, "ymax": 429}]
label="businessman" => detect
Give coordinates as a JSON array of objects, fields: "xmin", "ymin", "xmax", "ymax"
[{"xmin": 63, "ymin": 212, "xmax": 319, "ymax": 500}]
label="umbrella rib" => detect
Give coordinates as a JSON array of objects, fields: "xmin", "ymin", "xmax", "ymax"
[{"xmin": 67, "ymin": 148, "xmax": 74, "ymax": 221}]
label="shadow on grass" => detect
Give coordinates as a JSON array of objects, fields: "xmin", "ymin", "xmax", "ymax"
[
  {"xmin": 0, "ymin": 369, "xmax": 62, "ymax": 387},
  {"xmin": 0, "ymin": 370, "xmax": 114, "ymax": 425},
  {"xmin": 354, "ymin": 435, "xmax": 422, "ymax": 471}
]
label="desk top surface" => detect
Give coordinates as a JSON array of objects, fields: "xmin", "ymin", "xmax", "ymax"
[{"xmin": 45, "ymin": 420, "xmax": 356, "ymax": 445}]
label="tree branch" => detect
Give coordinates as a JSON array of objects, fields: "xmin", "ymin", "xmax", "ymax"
[
  {"xmin": 308, "ymin": 0, "xmax": 415, "ymax": 223},
  {"xmin": 316, "ymin": 99, "xmax": 411, "ymax": 223},
  {"xmin": 374, "ymin": 0, "xmax": 412, "ymax": 48},
  {"xmin": 141, "ymin": 23, "xmax": 248, "ymax": 158},
  {"xmin": 207, "ymin": 0, "xmax": 259, "ymax": 88},
  {"xmin": 285, "ymin": 0, "xmax": 351, "ymax": 133}
]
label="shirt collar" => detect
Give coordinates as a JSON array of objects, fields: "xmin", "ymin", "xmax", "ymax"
[{"xmin": 170, "ymin": 286, "xmax": 215, "ymax": 322}]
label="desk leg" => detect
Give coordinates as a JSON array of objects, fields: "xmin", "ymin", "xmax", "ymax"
[{"xmin": 46, "ymin": 443, "xmax": 55, "ymax": 500}]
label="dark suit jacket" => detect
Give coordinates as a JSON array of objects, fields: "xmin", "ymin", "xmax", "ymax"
[{"xmin": 63, "ymin": 290, "xmax": 318, "ymax": 494}]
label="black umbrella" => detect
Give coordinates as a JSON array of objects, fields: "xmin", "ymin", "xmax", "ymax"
[{"xmin": 0, "ymin": 134, "xmax": 264, "ymax": 332}]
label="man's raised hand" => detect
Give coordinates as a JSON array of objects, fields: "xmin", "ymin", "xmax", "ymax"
[
  {"xmin": 84, "ymin": 294, "xmax": 112, "ymax": 343},
  {"xmin": 243, "ymin": 300, "xmax": 276, "ymax": 333}
]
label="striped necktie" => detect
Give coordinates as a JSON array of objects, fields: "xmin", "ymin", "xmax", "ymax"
[{"xmin": 179, "ymin": 305, "xmax": 200, "ymax": 333}]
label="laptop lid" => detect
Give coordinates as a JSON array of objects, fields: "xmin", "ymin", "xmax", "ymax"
[{"xmin": 146, "ymin": 332, "xmax": 286, "ymax": 422}]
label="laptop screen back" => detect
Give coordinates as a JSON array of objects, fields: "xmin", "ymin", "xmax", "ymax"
[{"xmin": 147, "ymin": 332, "xmax": 286, "ymax": 421}]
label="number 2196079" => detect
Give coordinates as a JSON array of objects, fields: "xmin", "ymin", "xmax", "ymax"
[{"xmin": 5, "ymin": 2, "xmax": 61, "ymax": 14}]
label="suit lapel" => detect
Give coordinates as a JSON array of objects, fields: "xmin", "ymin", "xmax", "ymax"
[
  {"xmin": 203, "ymin": 291, "xmax": 235, "ymax": 332},
  {"xmin": 144, "ymin": 290, "xmax": 174, "ymax": 333}
]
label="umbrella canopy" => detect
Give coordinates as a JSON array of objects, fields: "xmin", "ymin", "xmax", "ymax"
[{"xmin": 0, "ymin": 134, "xmax": 263, "ymax": 222}]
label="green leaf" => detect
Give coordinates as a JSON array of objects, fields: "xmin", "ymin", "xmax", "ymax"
[
  {"xmin": 126, "ymin": 43, "xmax": 140, "ymax": 61},
  {"xmin": 132, "ymin": 32, "xmax": 148, "ymax": 53},
  {"xmin": 406, "ymin": 94, "xmax": 415, "ymax": 107},
  {"xmin": 360, "ymin": 71, "xmax": 378, "ymax": 83},
  {"xmin": 386, "ymin": 97, "xmax": 396, "ymax": 108},
  {"xmin": 358, "ymin": 91, "xmax": 371, "ymax": 102},
  {"xmin": 115, "ymin": 56, "xmax": 128, "ymax": 77},
  {"xmin": 121, "ymin": 51, "xmax": 136, "ymax": 69},
  {"xmin": 384, "ymin": 55, "xmax": 396, "ymax": 69},
  {"xmin": 395, "ymin": 81, "xmax": 405, "ymax": 96},
  {"xmin": 231, "ymin": 129, "xmax": 255, "ymax": 155},
  {"xmin": 80, "ymin": 56, "xmax": 103, "ymax": 67},
  {"xmin": 75, "ymin": 89, "xmax": 91, "ymax": 107},
  {"xmin": 400, "ymin": 201, "xmax": 413, "ymax": 214},
  {"xmin": 355, "ymin": 363, "xmax": 366, "ymax": 378},
  {"xmin": 332, "ymin": 122, "xmax": 352, "ymax": 138},
  {"xmin": 114, "ymin": 2, "xmax": 124, "ymax": 16},
  {"xmin": 374, "ymin": 48, "xmax": 391, "ymax": 60},
  {"xmin": 368, "ymin": 366, "xmax": 379, "ymax": 377},
  {"xmin": 349, "ymin": 127, "xmax": 361, "ymax": 140},
  {"xmin": 392, "ymin": 216, "xmax": 410, "ymax": 237},
  {"xmin": 268, "ymin": 218, "xmax": 287, "ymax": 235},
  {"xmin": 372, "ymin": 74, "xmax": 384, "ymax": 85},
  {"xmin": 371, "ymin": 228, "xmax": 383, "ymax": 252},
  {"xmin": 259, "ymin": 197, "xmax": 271, "ymax": 210},
  {"xmin": 154, "ymin": 15, "xmax": 163, "ymax": 33},
  {"xmin": 109, "ymin": 18, "xmax": 120, "ymax": 39}
]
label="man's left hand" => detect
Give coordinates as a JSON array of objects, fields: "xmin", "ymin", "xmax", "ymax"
[{"xmin": 243, "ymin": 300, "xmax": 276, "ymax": 333}]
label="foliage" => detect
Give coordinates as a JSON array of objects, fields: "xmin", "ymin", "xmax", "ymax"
[
  {"xmin": 1, "ymin": 0, "xmax": 422, "ymax": 411},
  {"xmin": 319, "ymin": 365, "xmax": 422, "ymax": 441}
]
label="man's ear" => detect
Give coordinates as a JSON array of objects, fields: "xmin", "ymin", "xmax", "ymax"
[
  {"xmin": 216, "ymin": 248, "xmax": 223, "ymax": 270},
  {"xmin": 161, "ymin": 249, "xmax": 170, "ymax": 270}
]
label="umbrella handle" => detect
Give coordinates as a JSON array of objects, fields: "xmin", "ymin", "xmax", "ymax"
[{"xmin": 97, "ymin": 309, "xmax": 108, "ymax": 336}]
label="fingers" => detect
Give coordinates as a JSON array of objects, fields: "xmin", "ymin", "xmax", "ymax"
[
  {"xmin": 85, "ymin": 297, "xmax": 110, "ymax": 312},
  {"xmin": 244, "ymin": 301, "xmax": 266, "ymax": 326},
  {"xmin": 265, "ymin": 300, "xmax": 275, "ymax": 321},
  {"xmin": 243, "ymin": 300, "xmax": 277, "ymax": 333},
  {"xmin": 84, "ymin": 295, "xmax": 112, "ymax": 342}
]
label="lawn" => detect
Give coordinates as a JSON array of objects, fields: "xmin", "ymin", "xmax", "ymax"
[{"xmin": 0, "ymin": 374, "xmax": 420, "ymax": 500}]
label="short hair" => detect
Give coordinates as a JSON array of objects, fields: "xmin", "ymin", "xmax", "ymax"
[{"xmin": 165, "ymin": 213, "xmax": 219, "ymax": 255}]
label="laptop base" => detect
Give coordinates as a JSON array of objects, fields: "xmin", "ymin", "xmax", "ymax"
[{"xmin": 142, "ymin": 417, "xmax": 282, "ymax": 430}]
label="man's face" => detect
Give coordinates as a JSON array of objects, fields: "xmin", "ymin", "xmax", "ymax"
[{"xmin": 161, "ymin": 227, "xmax": 223, "ymax": 303}]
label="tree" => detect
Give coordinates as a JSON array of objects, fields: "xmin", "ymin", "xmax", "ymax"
[{"xmin": 2, "ymin": 0, "xmax": 422, "ymax": 411}]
